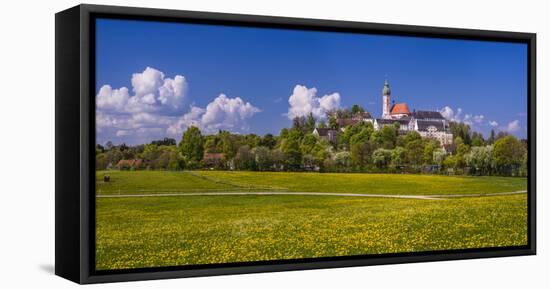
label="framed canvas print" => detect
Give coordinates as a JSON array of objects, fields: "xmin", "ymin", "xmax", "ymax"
[{"xmin": 55, "ymin": 4, "xmax": 536, "ymax": 284}]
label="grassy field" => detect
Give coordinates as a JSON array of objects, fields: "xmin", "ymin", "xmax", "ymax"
[
  {"xmin": 96, "ymin": 170, "xmax": 527, "ymax": 196},
  {"xmin": 95, "ymin": 170, "xmax": 528, "ymax": 270}
]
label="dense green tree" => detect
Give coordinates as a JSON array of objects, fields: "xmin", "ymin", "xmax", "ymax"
[
  {"xmin": 253, "ymin": 146, "xmax": 272, "ymax": 171},
  {"xmin": 102, "ymin": 148, "xmax": 123, "ymax": 169},
  {"xmin": 305, "ymin": 112, "xmax": 316, "ymax": 133},
  {"xmin": 142, "ymin": 144, "xmax": 160, "ymax": 162},
  {"xmin": 279, "ymin": 128, "xmax": 290, "ymax": 142},
  {"xmin": 300, "ymin": 133, "xmax": 318, "ymax": 155},
  {"xmin": 493, "ymin": 135, "xmax": 526, "ymax": 175},
  {"xmin": 219, "ymin": 131, "xmax": 240, "ymax": 160},
  {"xmin": 395, "ymin": 135, "xmax": 407, "ymax": 148},
  {"xmin": 270, "ymin": 148, "xmax": 286, "ymax": 170},
  {"xmin": 327, "ymin": 108, "xmax": 353, "ymax": 119},
  {"xmin": 148, "ymin": 146, "xmax": 178, "ymax": 170},
  {"xmin": 380, "ymin": 124, "xmax": 398, "ymax": 149},
  {"xmin": 433, "ymin": 148, "xmax": 447, "ymax": 168},
  {"xmin": 166, "ymin": 147, "xmax": 181, "ymax": 170},
  {"xmin": 454, "ymin": 137, "xmax": 470, "ymax": 170},
  {"xmin": 151, "ymin": 137, "xmax": 176, "ymax": 146},
  {"xmin": 350, "ymin": 127, "xmax": 373, "ymax": 167},
  {"xmin": 520, "ymin": 143, "xmax": 528, "ymax": 176},
  {"xmin": 334, "ymin": 151, "xmax": 352, "ymax": 171},
  {"xmin": 465, "ymin": 145, "xmax": 494, "ymax": 175},
  {"xmin": 292, "ymin": 116, "xmax": 309, "ymax": 135},
  {"xmin": 280, "ymin": 130, "xmax": 302, "ymax": 170},
  {"xmin": 443, "ymin": 155, "xmax": 458, "ymax": 172},
  {"xmin": 340, "ymin": 121, "xmax": 373, "ymax": 150},
  {"xmin": 495, "ymin": 131, "xmax": 510, "ymax": 141},
  {"xmin": 245, "ymin": 134, "xmax": 261, "ymax": 148},
  {"xmin": 96, "ymin": 153, "xmax": 109, "ymax": 170},
  {"xmin": 350, "ymin": 142, "xmax": 373, "ymax": 168},
  {"xmin": 311, "ymin": 140, "xmax": 331, "ymax": 168},
  {"xmin": 178, "ymin": 126, "xmax": 204, "ymax": 168},
  {"xmin": 203, "ymin": 136, "xmax": 218, "ymax": 153},
  {"xmin": 372, "ymin": 148, "xmax": 392, "ymax": 169},
  {"xmin": 423, "ymin": 140, "xmax": 439, "ymax": 165},
  {"xmin": 488, "ymin": 129, "xmax": 496, "ymax": 144},
  {"xmin": 118, "ymin": 143, "xmax": 137, "ymax": 160},
  {"xmin": 259, "ymin": 133, "xmax": 277, "ymax": 149},
  {"xmin": 370, "ymin": 130, "xmax": 382, "ymax": 146},
  {"xmin": 403, "ymin": 131, "xmax": 422, "ymax": 144},
  {"xmin": 390, "ymin": 146, "xmax": 405, "ymax": 168},
  {"xmin": 96, "ymin": 144, "xmax": 105, "ymax": 155},
  {"xmin": 328, "ymin": 114, "xmax": 339, "ymax": 130},
  {"xmin": 450, "ymin": 122, "xmax": 472, "ymax": 145},
  {"xmin": 471, "ymin": 132, "xmax": 485, "ymax": 147},
  {"xmin": 405, "ymin": 139, "xmax": 424, "ymax": 168},
  {"xmin": 234, "ymin": 145, "xmax": 255, "ymax": 170}
]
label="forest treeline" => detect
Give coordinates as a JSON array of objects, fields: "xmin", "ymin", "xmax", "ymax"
[{"xmin": 96, "ymin": 108, "xmax": 528, "ymax": 176}]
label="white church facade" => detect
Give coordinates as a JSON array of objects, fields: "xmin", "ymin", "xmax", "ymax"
[
  {"xmin": 317, "ymin": 80, "xmax": 454, "ymax": 147},
  {"xmin": 377, "ymin": 80, "xmax": 454, "ymax": 146}
]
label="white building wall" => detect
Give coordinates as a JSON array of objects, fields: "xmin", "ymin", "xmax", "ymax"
[{"xmin": 382, "ymin": 95, "xmax": 390, "ymax": 119}]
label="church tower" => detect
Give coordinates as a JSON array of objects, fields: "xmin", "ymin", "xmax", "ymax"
[{"xmin": 382, "ymin": 80, "xmax": 391, "ymax": 119}]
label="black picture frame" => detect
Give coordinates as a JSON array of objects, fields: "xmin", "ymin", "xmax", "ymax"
[{"xmin": 55, "ymin": 4, "xmax": 536, "ymax": 284}]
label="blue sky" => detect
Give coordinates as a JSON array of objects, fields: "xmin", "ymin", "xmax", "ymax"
[{"xmin": 95, "ymin": 18, "xmax": 528, "ymax": 145}]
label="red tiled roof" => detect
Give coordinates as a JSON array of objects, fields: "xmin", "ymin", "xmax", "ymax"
[{"xmin": 390, "ymin": 103, "xmax": 411, "ymax": 115}]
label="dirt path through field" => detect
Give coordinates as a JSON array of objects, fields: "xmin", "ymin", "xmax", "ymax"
[{"xmin": 96, "ymin": 190, "xmax": 527, "ymax": 200}]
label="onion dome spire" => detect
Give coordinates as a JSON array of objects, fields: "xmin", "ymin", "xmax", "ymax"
[{"xmin": 382, "ymin": 79, "xmax": 391, "ymax": 96}]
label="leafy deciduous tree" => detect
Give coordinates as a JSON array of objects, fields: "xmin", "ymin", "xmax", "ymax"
[
  {"xmin": 178, "ymin": 126, "xmax": 204, "ymax": 168},
  {"xmin": 372, "ymin": 148, "xmax": 392, "ymax": 169},
  {"xmin": 493, "ymin": 135, "xmax": 526, "ymax": 175}
]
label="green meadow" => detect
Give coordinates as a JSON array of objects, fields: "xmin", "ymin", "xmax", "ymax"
[
  {"xmin": 95, "ymin": 170, "xmax": 528, "ymax": 270},
  {"xmin": 96, "ymin": 170, "xmax": 526, "ymax": 195}
]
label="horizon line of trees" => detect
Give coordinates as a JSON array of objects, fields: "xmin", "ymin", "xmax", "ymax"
[{"xmin": 96, "ymin": 107, "xmax": 528, "ymax": 177}]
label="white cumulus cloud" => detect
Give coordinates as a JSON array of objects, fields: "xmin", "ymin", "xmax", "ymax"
[
  {"xmin": 166, "ymin": 106, "xmax": 206, "ymax": 136},
  {"xmin": 158, "ymin": 75, "xmax": 188, "ymax": 109},
  {"xmin": 506, "ymin": 120, "xmax": 521, "ymax": 132},
  {"xmin": 167, "ymin": 94, "xmax": 261, "ymax": 136},
  {"xmin": 115, "ymin": 130, "xmax": 132, "ymax": 137},
  {"xmin": 96, "ymin": 111, "xmax": 116, "ymax": 129},
  {"xmin": 463, "ymin": 113, "xmax": 485, "ymax": 125},
  {"xmin": 286, "ymin": 85, "xmax": 340, "ymax": 120},
  {"xmin": 440, "ymin": 106, "xmax": 462, "ymax": 122},
  {"xmin": 441, "ymin": 106, "xmax": 524, "ymax": 138},
  {"xmin": 131, "ymin": 67, "xmax": 165, "ymax": 97},
  {"xmin": 440, "ymin": 106, "xmax": 485, "ymax": 125},
  {"xmin": 96, "ymin": 85, "xmax": 130, "ymax": 111},
  {"xmin": 96, "ymin": 67, "xmax": 188, "ymax": 114},
  {"xmin": 201, "ymin": 94, "xmax": 261, "ymax": 131},
  {"xmin": 96, "ymin": 67, "xmax": 197, "ymax": 144},
  {"xmin": 96, "ymin": 67, "xmax": 260, "ymax": 143}
]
